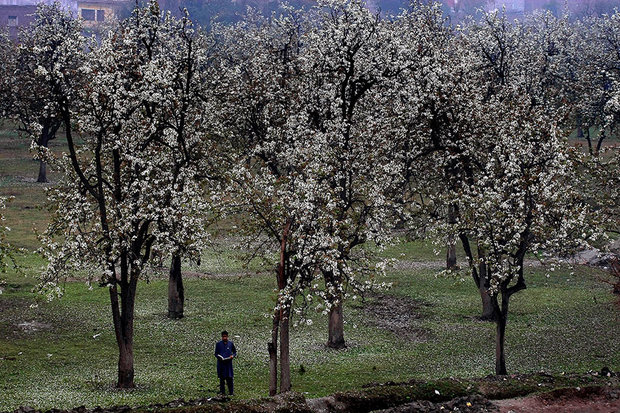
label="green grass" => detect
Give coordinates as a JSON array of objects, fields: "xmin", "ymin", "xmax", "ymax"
[
  {"xmin": 0, "ymin": 124, "xmax": 618, "ymax": 411},
  {"xmin": 0, "ymin": 125, "xmax": 69, "ymax": 250},
  {"xmin": 0, "ymin": 255, "xmax": 618, "ymax": 411}
]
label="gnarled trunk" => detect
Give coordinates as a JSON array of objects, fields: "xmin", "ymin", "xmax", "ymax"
[
  {"xmin": 327, "ymin": 300, "xmax": 345, "ymax": 349},
  {"xmin": 167, "ymin": 254, "xmax": 184, "ymax": 319}
]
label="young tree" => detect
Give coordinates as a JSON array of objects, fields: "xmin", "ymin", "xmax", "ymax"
[
  {"xmin": 39, "ymin": 2, "xmax": 211, "ymax": 388},
  {"xmin": 9, "ymin": 2, "xmax": 83, "ymax": 183}
]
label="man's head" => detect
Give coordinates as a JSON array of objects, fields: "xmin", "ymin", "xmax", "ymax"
[{"xmin": 221, "ymin": 330, "xmax": 228, "ymax": 342}]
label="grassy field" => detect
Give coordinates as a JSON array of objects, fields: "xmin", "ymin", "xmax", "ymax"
[{"xmin": 0, "ymin": 126, "xmax": 618, "ymax": 412}]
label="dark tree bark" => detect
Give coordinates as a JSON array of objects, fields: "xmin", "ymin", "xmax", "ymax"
[
  {"xmin": 478, "ymin": 260, "xmax": 497, "ymax": 321},
  {"xmin": 167, "ymin": 254, "xmax": 184, "ymax": 319},
  {"xmin": 327, "ymin": 300, "xmax": 346, "ymax": 349},
  {"xmin": 446, "ymin": 204, "xmax": 457, "ymax": 270},
  {"xmin": 494, "ymin": 292, "xmax": 508, "ymax": 375},
  {"xmin": 325, "ymin": 269, "xmax": 346, "ymax": 349},
  {"xmin": 109, "ymin": 255, "xmax": 138, "ymax": 388},
  {"xmin": 268, "ymin": 310, "xmax": 279, "ymax": 396},
  {"xmin": 37, "ymin": 160, "xmax": 48, "ymax": 183},
  {"xmin": 35, "ymin": 120, "xmax": 60, "ymax": 183},
  {"xmin": 279, "ymin": 305, "xmax": 291, "ymax": 393},
  {"xmin": 596, "ymin": 129, "xmax": 606, "ymax": 155},
  {"xmin": 585, "ymin": 126, "xmax": 594, "ymax": 156},
  {"xmin": 270, "ymin": 220, "xmax": 292, "ymax": 395},
  {"xmin": 576, "ymin": 114, "xmax": 584, "ymax": 139},
  {"xmin": 446, "ymin": 242, "xmax": 457, "ymax": 269},
  {"xmin": 460, "ymin": 235, "xmax": 498, "ymax": 320},
  {"xmin": 492, "ymin": 262, "xmax": 526, "ymax": 376}
]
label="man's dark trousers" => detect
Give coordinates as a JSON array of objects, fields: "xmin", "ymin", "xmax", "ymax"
[{"xmin": 219, "ymin": 377, "xmax": 233, "ymax": 395}]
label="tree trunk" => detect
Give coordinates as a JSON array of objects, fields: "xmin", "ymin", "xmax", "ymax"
[
  {"xmin": 446, "ymin": 241, "xmax": 457, "ymax": 270},
  {"xmin": 576, "ymin": 115, "xmax": 584, "ymax": 139},
  {"xmin": 596, "ymin": 129, "xmax": 605, "ymax": 156},
  {"xmin": 37, "ymin": 160, "xmax": 48, "ymax": 183},
  {"xmin": 117, "ymin": 342, "xmax": 135, "ymax": 388},
  {"xmin": 479, "ymin": 287, "xmax": 496, "ymax": 321},
  {"xmin": 36, "ymin": 125, "xmax": 52, "ymax": 183},
  {"xmin": 268, "ymin": 310, "xmax": 279, "ymax": 396},
  {"xmin": 446, "ymin": 204, "xmax": 457, "ymax": 269},
  {"xmin": 495, "ymin": 292, "xmax": 509, "ymax": 375},
  {"xmin": 167, "ymin": 254, "xmax": 184, "ymax": 319},
  {"xmin": 327, "ymin": 300, "xmax": 346, "ymax": 349},
  {"xmin": 271, "ymin": 219, "xmax": 292, "ymax": 395},
  {"xmin": 478, "ymin": 261, "xmax": 497, "ymax": 321},
  {"xmin": 279, "ymin": 305, "xmax": 291, "ymax": 393},
  {"xmin": 585, "ymin": 126, "xmax": 593, "ymax": 156},
  {"xmin": 109, "ymin": 280, "xmax": 136, "ymax": 388},
  {"xmin": 461, "ymin": 238, "xmax": 496, "ymax": 320}
]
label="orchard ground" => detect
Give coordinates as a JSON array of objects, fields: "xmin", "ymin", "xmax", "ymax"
[{"xmin": 0, "ymin": 126, "xmax": 618, "ymax": 411}]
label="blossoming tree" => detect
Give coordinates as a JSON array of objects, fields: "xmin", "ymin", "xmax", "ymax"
[
  {"xmin": 10, "ymin": 3, "xmax": 83, "ymax": 183},
  {"xmin": 395, "ymin": 7, "xmax": 599, "ymax": 374},
  {"xmin": 211, "ymin": 0, "xmax": 413, "ymax": 390},
  {"xmin": 433, "ymin": 9, "xmax": 578, "ymax": 320},
  {"xmin": 39, "ymin": 2, "xmax": 211, "ymax": 388},
  {"xmin": 210, "ymin": 4, "xmax": 319, "ymax": 394},
  {"xmin": 296, "ymin": 0, "xmax": 420, "ymax": 350}
]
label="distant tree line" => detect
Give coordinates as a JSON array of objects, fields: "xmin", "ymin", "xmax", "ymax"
[{"xmin": 0, "ymin": 0, "xmax": 617, "ymax": 395}]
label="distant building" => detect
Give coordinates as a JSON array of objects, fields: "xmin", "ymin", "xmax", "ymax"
[
  {"xmin": 0, "ymin": 0, "xmax": 129, "ymax": 37},
  {"xmin": 0, "ymin": 3, "xmax": 36, "ymax": 37},
  {"xmin": 77, "ymin": 0, "xmax": 125, "ymax": 27}
]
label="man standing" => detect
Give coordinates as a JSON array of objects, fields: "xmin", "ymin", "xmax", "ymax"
[{"xmin": 214, "ymin": 330, "xmax": 237, "ymax": 396}]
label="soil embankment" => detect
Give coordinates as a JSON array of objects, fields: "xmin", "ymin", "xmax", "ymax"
[{"xmin": 7, "ymin": 371, "xmax": 619, "ymax": 413}]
